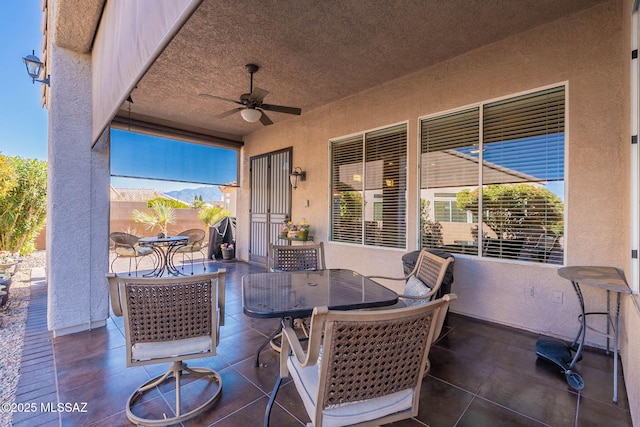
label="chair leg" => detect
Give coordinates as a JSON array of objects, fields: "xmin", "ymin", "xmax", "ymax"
[
  {"xmin": 264, "ymin": 375, "xmax": 283, "ymax": 427},
  {"xmin": 126, "ymin": 361, "xmax": 222, "ymax": 426}
]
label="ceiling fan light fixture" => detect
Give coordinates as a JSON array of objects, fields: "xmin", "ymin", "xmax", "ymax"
[{"xmin": 240, "ymin": 108, "xmax": 262, "ymax": 123}]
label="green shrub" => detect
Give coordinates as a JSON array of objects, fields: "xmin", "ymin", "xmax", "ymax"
[
  {"xmin": 0, "ymin": 155, "xmax": 47, "ymax": 254},
  {"xmin": 146, "ymin": 197, "xmax": 189, "ymax": 209}
]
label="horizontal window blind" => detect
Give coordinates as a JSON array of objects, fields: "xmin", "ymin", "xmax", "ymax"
[
  {"xmin": 419, "ymin": 86, "xmax": 565, "ymax": 265},
  {"xmin": 365, "ymin": 124, "xmax": 407, "ymax": 248},
  {"xmin": 331, "ymin": 135, "xmax": 364, "ymax": 244},
  {"xmin": 420, "ymin": 108, "xmax": 479, "ymax": 254},
  {"xmin": 481, "ymin": 86, "xmax": 564, "ymax": 262},
  {"xmin": 330, "ymin": 124, "xmax": 407, "ymax": 248}
]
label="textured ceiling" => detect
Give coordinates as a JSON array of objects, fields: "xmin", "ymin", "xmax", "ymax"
[{"xmin": 121, "ymin": 0, "xmax": 606, "ymax": 141}]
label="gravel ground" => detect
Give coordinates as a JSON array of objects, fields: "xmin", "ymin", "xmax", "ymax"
[{"xmin": 0, "ymin": 251, "xmax": 46, "ymax": 426}]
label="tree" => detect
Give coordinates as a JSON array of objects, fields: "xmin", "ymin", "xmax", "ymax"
[
  {"xmin": 198, "ymin": 205, "xmax": 232, "ymax": 227},
  {"xmin": 0, "ymin": 154, "xmax": 17, "ymax": 199},
  {"xmin": 456, "ymin": 184, "xmax": 564, "ymax": 239},
  {"xmin": 0, "ymin": 156, "xmax": 47, "ymax": 254},
  {"xmin": 132, "ymin": 200, "xmax": 177, "ymax": 234},
  {"xmin": 192, "ymin": 195, "xmax": 206, "ymax": 209}
]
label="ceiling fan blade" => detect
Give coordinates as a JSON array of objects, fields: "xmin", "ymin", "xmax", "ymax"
[
  {"xmin": 259, "ymin": 111, "xmax": 274, "ymax": 126},
  {"xmin": 260, "ymin": 103, "xmax": 302, "ymax": 115},
  {"xmin": 199, "ymin": 93, "xmax": 242, "ymax": 105},
  {"xmin": 216, "ymin": 108, "xmax": 243, "ymax": 118},
  {"xmin": 249, "ymin": 87, "xmax": 269, "ymax": 103}
]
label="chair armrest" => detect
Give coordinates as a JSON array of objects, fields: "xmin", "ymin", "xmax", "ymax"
[
  {"xmin": 366, "ymin": 274, "xmax": 411, "ymax": 282},
  {"xmin": 105, "ymin": 273, "xmax": 123, "ymax": 317},
  {"xmin": 279, "ymin": 306, "xmax": 328, "ymax": 377}
]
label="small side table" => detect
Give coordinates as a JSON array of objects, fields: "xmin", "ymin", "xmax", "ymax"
[{"xmin": 557, "ymin": 266, "xmax": 631, "ymax": 403}]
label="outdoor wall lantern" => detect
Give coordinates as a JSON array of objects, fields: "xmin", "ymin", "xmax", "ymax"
[
  {"xmin": 22, "ymin": 50, "xmax": 50, "ymax": 86},
  {"xmin": 289, "ymin": 167, "xmax": 306, "ymax": 189}
]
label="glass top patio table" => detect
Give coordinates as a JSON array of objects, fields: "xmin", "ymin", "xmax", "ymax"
[{"xmin": 242, "ymin": 268, "xmax": 399, "ymax": 319}]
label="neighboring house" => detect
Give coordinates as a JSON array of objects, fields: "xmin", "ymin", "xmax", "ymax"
[{"xmin": 36, "ymin": 1, "xmax": 640, "ymax": 423}]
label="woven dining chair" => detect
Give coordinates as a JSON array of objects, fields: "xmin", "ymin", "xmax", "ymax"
[
  {"xmin": 267, "ymin": 242, "xmax": 326, "ymax": 272},
  {"xmin": 368, "ymin": 249, "xmax": 453, "ymax": 307},
  {"xmin": 264, "ymin": 293, "xmax": 457, "ymax": 427},
  {"xmin": 106, "ymin": 271, "xmax": 226, "ymax": 426},
  {"xmin": 259, "ymin": 242, "xmax": 326, "ymax": 363}
]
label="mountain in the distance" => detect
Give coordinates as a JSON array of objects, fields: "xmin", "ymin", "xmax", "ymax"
[{"xmin": 165, "ymin": 186, "xmax": 223, "ymax": 204}]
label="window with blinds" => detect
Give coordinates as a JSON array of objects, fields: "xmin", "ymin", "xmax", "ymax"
[
  {"xmin": 330, "ymin": 124, "xmax": 407, "ymax": 248},
  {"xmin": 420, "ymin": 86, "xmax": 565, "ymax": 264}
]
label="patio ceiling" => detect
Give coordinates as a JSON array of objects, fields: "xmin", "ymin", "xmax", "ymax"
[{"xmin": 117, "ymin": 0, "xmax": 607, "ymax": 142}]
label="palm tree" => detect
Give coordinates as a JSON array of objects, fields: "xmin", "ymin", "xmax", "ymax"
[{"xmin": 132, "ymin": 200, "xmax": 177, "ymax": 234}]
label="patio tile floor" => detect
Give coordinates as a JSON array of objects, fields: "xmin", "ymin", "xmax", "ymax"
[{"xmin": 11, "ymin": 259, "xmax": 633, "ymax": 426}]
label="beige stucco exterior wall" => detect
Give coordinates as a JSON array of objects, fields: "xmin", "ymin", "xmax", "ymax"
[
  {"xmin": 238, "ymin": 0, "xmax": 636, "ymax": 384},
  {"xmin": 238, "ymin": 2, "xmax": 640, "ymax": 417},
  {"xmin": 46, "ymin": 41, "xmax": 111, "ymax": 336}
]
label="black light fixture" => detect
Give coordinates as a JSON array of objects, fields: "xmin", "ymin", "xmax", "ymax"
[
  {"xmin": 289, "ymin": 167, "xmax": 306, "ymax": 190},
  {"xmin": 22, "ymin": 50, "xmax": 50, "ymax": 86}
]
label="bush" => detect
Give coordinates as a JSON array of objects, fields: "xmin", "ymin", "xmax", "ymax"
[
  {"xmin": 146, "ymin": 197, "xmax": 189, "ymax": 209},
  {"xmin": 0, "ymin": 156, "xmax": 47, "ymax": 255},
  {"xmin": 198, "ymin": 206, "xmax": 232, "ymax": 227}
]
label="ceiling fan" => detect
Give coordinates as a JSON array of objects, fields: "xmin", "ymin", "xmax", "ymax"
[{"xmin": 200, "ymin": 64, "xmax": 301, "ymax": 126}]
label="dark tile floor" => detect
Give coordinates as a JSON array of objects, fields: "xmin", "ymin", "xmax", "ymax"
[{"xmin": 11, "ymin": 260, "xmax": 633, "ymax": 426}]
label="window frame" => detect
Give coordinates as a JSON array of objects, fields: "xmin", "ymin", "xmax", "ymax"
[
  {"xmin": 329, "ymin": 122, "xmax": 409, "ymax": 250},
  {"xmin": 418, "ymin": 84, "xmax": 567, "ymax": 265}
]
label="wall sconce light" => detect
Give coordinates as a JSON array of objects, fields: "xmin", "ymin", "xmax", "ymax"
[
  {"xmin": 289, "ymin": 167, "xmax": 306, "ymax": 190},
  {"xmin": 22, "ymin": 50, "xmax": 50, "ymax": 86}
]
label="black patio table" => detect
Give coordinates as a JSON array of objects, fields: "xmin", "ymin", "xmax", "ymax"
[
  {"xmin": 242, "ymin": 268, "xmax": 398, "ymax": 366},
  {"xmin": 138, "ymin": 235, "xmax": 188, "ymax": 277}
]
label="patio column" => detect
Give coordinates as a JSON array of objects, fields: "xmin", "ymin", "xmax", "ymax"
[{"xmin": 46, "ymin": 44, "xmax": 111, "ymax": 336}]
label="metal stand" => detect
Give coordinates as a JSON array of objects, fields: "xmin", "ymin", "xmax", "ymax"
[{"xmin": 536, "ymin": 266, "xmax": 630, "ymax": 402}]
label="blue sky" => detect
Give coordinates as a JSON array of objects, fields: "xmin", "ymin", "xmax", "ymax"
[
  {"xmin": 0, "ymin": 2, "xmax": 216, "ymax": 193},
  {"xmin": 0, "ymin": 1, "xmax": 48, "ymax": 161}
]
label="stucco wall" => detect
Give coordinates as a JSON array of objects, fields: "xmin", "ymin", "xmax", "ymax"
[
  {"xmin": 236, "ymin": 2, "xmax": 638, "ymax": 420},
  {"xmin": 239, "ymin": 0, "xmax": 629, "ymax": 343},
  {"xmin": 109, "ymin": 201, "xmax": 207, "ymax": 239}
]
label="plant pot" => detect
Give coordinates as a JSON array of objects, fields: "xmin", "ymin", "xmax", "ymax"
[
  {"xmin": 287, "ymin": 230, "xmax": 298, "ymax": 239},
  {"xmin": 279, "ymin": 231, "xmax": 288, "ymax": 239},
  {"xmin": 297, "ymin": 230, "xmax": 309, "ymax": 240},
  {"xmin": 221, "ymin": 248, "xmax": 235, "ymax": 260}
]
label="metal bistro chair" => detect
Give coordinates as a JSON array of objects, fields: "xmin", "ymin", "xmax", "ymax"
[
  {"xmin": 174, "ymin": 228, "xmax": 207, "ymax": 274},
  {"xmin": 109, "ymin": 232, "xmax": 154, "ymax": 276},
  {"xmin": 107, "ymin": 271, "xmax": 226, "ymax": 426},
  {"xmin": 264, "ymin": 294, "xmax": 457, "ymax": 427}
]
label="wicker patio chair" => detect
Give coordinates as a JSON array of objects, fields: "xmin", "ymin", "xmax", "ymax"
[
  {"xmin": 106, "ymin": 271, "xmax": 226, "ymax": 426},
  {"xmin": 173, "ymin": 228, "xmax": 207, "ymax": 274},
  {"xmin": 264, "ymin": 293, "xmax": 457, "ymax": 427},
  {"xmin": 109, "ymin": 232, "xmax": 154, "ymax": 276},
  {"xmin": 267, "ymin": 242, "xmax": 326, "ymax": 272},
  {"xmin": 262, "ymin": 242, "xmax": 326, "ymax": 358},
  {"xmin": 368, "ymin": 249, "xmax": 453, "ymax": 307}
]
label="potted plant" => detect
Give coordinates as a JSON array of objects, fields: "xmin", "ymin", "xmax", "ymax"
[
  {"xmin": 279, "ymin": 223, "xmax": 289, "ymax": 239},
  {"xmin": 297, "ymin": 219, "xmax": 310, "ymax": 240},
  {"xmin": 220, "ymin": 243, "xmax": 235, "ymax": 260},
  {"xmin": 286, "ymin": 221, "xmax": 298, "ymax": 239}
]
